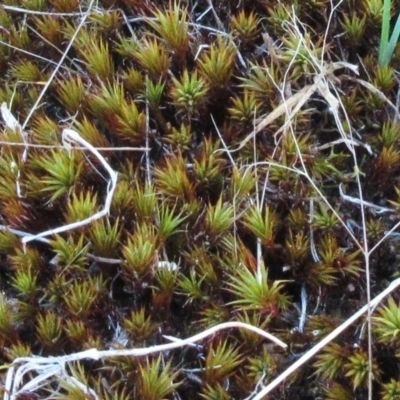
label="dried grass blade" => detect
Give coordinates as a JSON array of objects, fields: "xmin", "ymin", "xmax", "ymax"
[{"xmin": 238, "ymin": 83, "xmax": 316, "ymax": 150}]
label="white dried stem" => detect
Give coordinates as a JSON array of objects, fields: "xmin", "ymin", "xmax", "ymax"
[
  {"xmin": 4, "ymin": 322, "xmax": 286, "ymax": 399},
  {"xmin": 22, "ymin": 128, "xmax": 118, "ymax": 244},
  {"xmin": 251, "ymin": 277, "xmax": 400, "ymax": 399}
]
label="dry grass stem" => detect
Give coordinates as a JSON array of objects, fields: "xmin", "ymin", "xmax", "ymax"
[
  {"xmin": 22, "ymin": 128, "xmax": 118, "ymax": 244},
  {"xmin": 4, "ymin": 322, "xmax": 286, "ymax": 399}
]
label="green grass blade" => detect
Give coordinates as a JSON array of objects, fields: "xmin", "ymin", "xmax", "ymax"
[
  {"xmin": 387, "ymin": 12, "xmax": 400, "ymax": 62},
  {"xmin": 379, "ymin": 0, "xmax": 392, "ymax": 65}
]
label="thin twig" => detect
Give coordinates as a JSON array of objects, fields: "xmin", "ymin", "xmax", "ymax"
[
  {"xmin": 21, "ymin": 0, "xmax": 96, "ymax": 130},
  {"xmin": 251, "ymin": 277, "xmax": 400, "ymax": 399},
  {"xmin": 0, "ymin": 141, "xmax": 149, "ymax": 151}
]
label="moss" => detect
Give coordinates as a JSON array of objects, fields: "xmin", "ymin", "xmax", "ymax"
[{"xmin": 0, "ymin": 0, "xmax": 400, "ymax": 399}]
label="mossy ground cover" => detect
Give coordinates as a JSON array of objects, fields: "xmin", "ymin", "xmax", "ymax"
[{"xmin": 0, "ymin": 0, "xmax": 400, "ymax": 399}]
